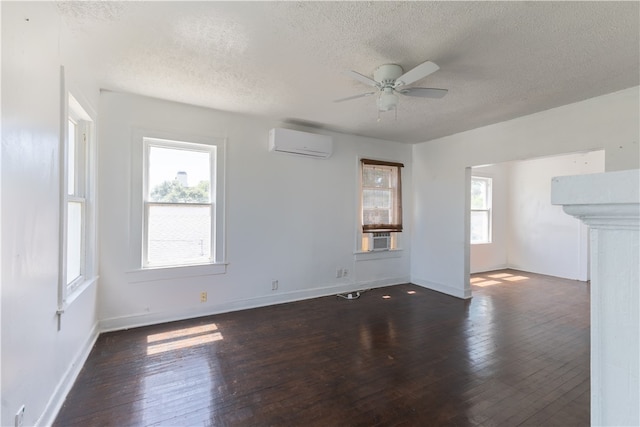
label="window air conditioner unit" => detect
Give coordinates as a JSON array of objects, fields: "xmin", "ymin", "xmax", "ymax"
[
  {"xmin": 368, "ymin": 232, "xmax": 391, "ymax": 251},
  {"xmin": 269, "ymin": 128, "xmax": 333, "ymax": 159}
]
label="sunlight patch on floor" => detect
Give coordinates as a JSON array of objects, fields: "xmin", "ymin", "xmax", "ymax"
[
  {"xmin": 504, "ymin": 275, "xmax": 529, "ymax": 282},
  {"xmin": 471, "ymin": 272, "xmax": 530, "ymax": 287},
  {"xmin": 147, "ymin": 333, "xmax": 223, "ymax": 355},
  {"xmin": 147, "ymin": 323, "xmax": 220, "ymax": 343},
  {"xmin": 147, "ymin": 323, "xmax": 223, "ymax": 355},
  {"xmin": 473, "ymin": 280, "xmax": 502, "ymax": 287}
]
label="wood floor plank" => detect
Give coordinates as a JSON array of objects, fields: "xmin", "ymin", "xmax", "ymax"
[{"xmin": 54, "ymin": 269, "xmax": 589, "ymax": 426}]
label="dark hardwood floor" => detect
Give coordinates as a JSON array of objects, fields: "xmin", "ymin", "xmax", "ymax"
[{"xmin": 54, "ymin": 269, "xmax": 590, "ymax": 426}]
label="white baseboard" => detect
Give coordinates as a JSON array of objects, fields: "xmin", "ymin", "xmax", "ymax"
[
  {"xmin": 503, "ymin": 265, "xmax": 586, "ymax": 282},
  {"xmin": 354, "ymin": 275, "xmax": 410, "ymax": 290},
  {"xmin": 470, "ymin": 263, "xmax": 509, "ymax": 274},
  {"xmin": 411, "ymin": 276, "xmax": 471, "ymax": 299},
  {"xmin": 36, "ymin": 322, "xmax": 100, "ymax": 427},
  {"xmin": 100, "ymin": 276, "xmax": 409, "ymax": 333}
]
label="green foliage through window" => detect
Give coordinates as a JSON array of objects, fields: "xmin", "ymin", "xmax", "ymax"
[{"xmin": 150, "ymin": 179, "xmax": 210, "ymax": 203}]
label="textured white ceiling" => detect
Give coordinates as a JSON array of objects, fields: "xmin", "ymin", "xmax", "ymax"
[{"xmin": 50, "ymin": 1, "xmax": 640, "ymax": 142}]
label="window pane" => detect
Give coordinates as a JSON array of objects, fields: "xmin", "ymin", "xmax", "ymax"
[
  {"xmin": 470, "ymin": 210, "xmax": 489, "ymax": 244},
  {"xmin": 66, "ymin": 201, "xmax": 82, "ymax": 284},
  {"xmin": 363, "ymin": 189, "xmax": 391, "ymax": 209},
  {"xmin": 363, "ymin": 166, "xmax": 392, "ymax": 188},
  {"xmin": 68, "ymin": 120, "xmax": 76, "ymax": 195},
  {"xmin": 148, "ymin": 146, "xmax": 211, "ymax": 203},
  {"xmin": 147, "ymin": 204, "xmax": 211, "ymax": 266},
  {"xmin": 471, "ymin": 178, "xmax": 488, "ymax": 210},
  {"xmin": 363, "ymin": 208, "xmax": 391, "ymax": 225}
]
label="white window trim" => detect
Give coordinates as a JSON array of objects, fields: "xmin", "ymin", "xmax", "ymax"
[
  {"xmin": 58, "ymin": 70, "xmax": 98, "ymax": 312},
  {"xmin": 354, "ymin": 156, "xmax": 404, "ymax": 255},
  {"xmin": 129, "ymin": 129, "xmax": 227, "ymax": 278},
  {"xmin": 470, "ymin": 175, "xmax": 493, "ymax": 245}
]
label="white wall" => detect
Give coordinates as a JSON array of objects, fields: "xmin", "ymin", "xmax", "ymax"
[
  {"xmin": 506, "ymin": 151, "xmax": 604, "ymax": 280},
  {"xmin": 412, "ymin": 87, "xmax": 639, "ymax": 298},
  {"xmin": 1, "ymin": 3, "xmax": 100, "ymax": 426},
  {"xmin": 98, "ymin": 92, "xmax": 412, "ymax": 330},
  {"xmin": 470, "ymin": 151, "xmax": 605, "ymax": 279},
  {"xmin": 469, "ymin": 163, "xmax": 509, "ymax": 273},
  {"xmin": 551, "ymin": 169, "xmax": 640, "ymax": 426}
]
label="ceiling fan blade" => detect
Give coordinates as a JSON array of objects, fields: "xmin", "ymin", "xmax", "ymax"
[
  {"xmin": 397, "ymin": 87, "xmax": 448, "ymax": 98},
  {"xmin": 333, "ymin": 92, "xmax": 376, "ymax": 103},
  {"xmin": 344, "ymin": 70, "xmax": 380, "ymax": 87},
  {"xmin": 394, "ymin": 60, "xmax": 440, "ymax": 87}
]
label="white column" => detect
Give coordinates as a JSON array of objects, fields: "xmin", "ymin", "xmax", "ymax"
[{"xmin": 551, "ymin": 169, "xmax": 639, "ymax": 427}]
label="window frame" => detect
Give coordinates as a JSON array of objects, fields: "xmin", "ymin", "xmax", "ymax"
[
  {"xmin": 59, "ymin": 87, "xmax": 97, "ymax": 309},
  {"xmin": 142, "ymin": 138, "xmax": 216, "ymax": 268},
  {"xmin": 470, "ymin": 175, "xmax": 493, "ymax": 245},
  {"xmin": 358, "ymin": 158, "xmax": 404, "ymax": 252},
  {"xmin": 128, "ymin": 129, "xmax": 226, "ymax": 278}
]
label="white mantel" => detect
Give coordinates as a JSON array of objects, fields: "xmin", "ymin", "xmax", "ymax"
[{"xmin": 552, "ymin": 169, "xmax": 639, "ymax": 427}]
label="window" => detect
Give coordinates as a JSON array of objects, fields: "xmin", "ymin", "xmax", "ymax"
[
  {"xmin": 66, "ymin": 117, "xmax": 84, "ymax": 286},
  {"xmin": 143, "ymin": 138, "xmax": 217, "ymax": 268},
  {"xmin": 470, "ymin": 176, "xmax": 492, "ymax": 244},
  {"xmin": 360, "ymin": 159, "xmax": 404, "ymax": 251},
  {"xmin": 61, "ymin": 92, "xmax": 95, "ymax": 302}
]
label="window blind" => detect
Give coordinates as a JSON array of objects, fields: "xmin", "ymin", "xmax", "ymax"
[{"xmin": 361, "ymin": 158, "xmax": 404, "ymax": 233}]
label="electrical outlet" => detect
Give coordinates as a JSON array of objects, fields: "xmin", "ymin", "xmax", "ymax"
[
  {"xmin": 272, "ymin": 280, "xmax": 278, "ymax": 290},
  {"xmin": 200, "ymin": 292, "xmax": 207, "ymax": 303},
  {"xmin": 336, "ymin": 268, "xmax": 343, "ymax": 278},
  {"xmin": 343, "ymin": 268, "xmax": 348, "ymax": 277},
  {"xmin": 15, "ymin": 405, "xmax": 25, "ymax": 427}
]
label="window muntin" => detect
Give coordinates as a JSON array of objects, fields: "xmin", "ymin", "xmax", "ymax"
[
  {"xmin": 143, "ymin": 139, "xmax": 216, "ymax": 268},
  {"xmin": 470, "ymin": 176, "xmax": 492, "ymax": 244}
]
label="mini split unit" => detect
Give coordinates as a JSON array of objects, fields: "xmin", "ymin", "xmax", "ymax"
[{"xmin": 269, "ymin": 128, "xmax": 333, "ymax": 159}]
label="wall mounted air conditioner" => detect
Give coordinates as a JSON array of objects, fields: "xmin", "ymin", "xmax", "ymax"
[
  {"xmin": 269, "ymin": 128, "xmax": 333, "ymax": 159},
  {"xmin": 367, "ymin": 232, "xmax": 391, "ymax": 251}
]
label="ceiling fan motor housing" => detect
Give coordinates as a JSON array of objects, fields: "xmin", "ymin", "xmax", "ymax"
[{"xmin": 374, "ymin": 64, "xmax": 404, "ymax": 87}]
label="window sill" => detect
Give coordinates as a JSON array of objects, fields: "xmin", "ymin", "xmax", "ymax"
[
  {"xmin": 354, "ymin": 249, "xmax": 403, "ymax": 261},
  {"xmin": 126, "ymin": 262, "xmax": 228, "ymax": 284},
  {"xmin": 60, "ymin": 275, "xmax": 99, "ymax": 312}
]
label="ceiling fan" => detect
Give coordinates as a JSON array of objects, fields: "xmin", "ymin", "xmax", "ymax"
[{"xmin": 335, "ymin": 60, "xmax": 448, "ymax": 113}]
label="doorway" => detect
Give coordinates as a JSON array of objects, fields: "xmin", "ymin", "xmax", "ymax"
[{"xmin": 466, "ymin": 150, "xmax": 605, "ymax": 294}]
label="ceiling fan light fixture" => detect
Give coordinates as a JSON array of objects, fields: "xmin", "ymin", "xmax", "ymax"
[{"xmin": 378, "ymin": 90, "xmax": 398, "ymax": 112}]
